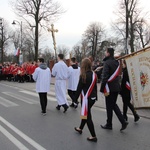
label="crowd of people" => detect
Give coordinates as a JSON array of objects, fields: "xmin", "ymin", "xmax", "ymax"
[
  {"xmin": 0, "ymin": 62, "xmax": 38, "ymax": 82},
  {"xmin": 0, "ymin": 48, "xmax": 140, "ymax": 143},
  {"xmin": 32, "ymin": 49, "xmax": 140, "ymax": 143}
]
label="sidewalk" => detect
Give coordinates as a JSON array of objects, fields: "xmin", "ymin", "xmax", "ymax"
[{"xmin": 0, "ymin": 78, "xmax": 150, "ymax": 119}]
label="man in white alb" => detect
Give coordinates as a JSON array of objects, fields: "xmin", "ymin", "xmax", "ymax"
[
  {"xmin": 52, "ymin": 54, "xmax": 69, "ymax": 113},
  {"xmin": 33, "ymin": 58, "xmax": 51, "ymax": 116},
  {"xmin": 68, "ymin": 57, "xmax": 80, "ymax": 108}
]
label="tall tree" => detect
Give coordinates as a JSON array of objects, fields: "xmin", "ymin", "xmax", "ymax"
[
  {"xmin": 81, "ymin": 39, "xmax": 89, "ymax": 58},
  {"xmin": 72, "ymin": 44, "xmax": 82, "ymax": 63},
  {"xmin": 113, "ymin": 0, "xmax": 150, "ymax": 53},
  {"xmin": 39, "ymin": 47, "xmax": 53, "ymax": 62},
  {"xmin": 0, "ymin": 19, "xmax": 11, "ymax": 64},
  {"xmin": 134, "ymin": 18, "xmax": 150, "ymax": 49},
  {"xmin": 11, "ymin": 0, "xmax": 63, "ymax": 61},
  {"xmin": 57, "ymin": 45, "xmax": 69, "ymax": 58},
  {"xmin": 82, "ymin": 22, "xmax": 105, "ymax": 60}
]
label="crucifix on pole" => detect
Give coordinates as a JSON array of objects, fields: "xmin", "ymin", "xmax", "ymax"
[{"xmin": 48, "ymin": 24, "xmax": 58, "ymax": 61}]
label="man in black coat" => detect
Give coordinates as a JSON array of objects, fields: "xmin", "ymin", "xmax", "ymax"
[{"xmin": 100, "ymin": 48, "xmax": 128, "ymax": 131}]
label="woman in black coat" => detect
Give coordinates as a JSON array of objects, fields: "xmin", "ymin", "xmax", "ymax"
[
  {"xmin": 120, "ymin": 60, "xmax": 140, "ymax": 122},
  {"xmin": 74, "ymin": 58, "xmax": 97, "ymax": 142}
]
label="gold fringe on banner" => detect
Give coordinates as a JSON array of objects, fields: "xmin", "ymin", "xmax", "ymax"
[
  {"xmin": 117, "ymin": 46, "xmax": 150, "ymax": 60},
  {"xmin": 80, "ymin": 116, "xmax": 87, "ymax": 120}
]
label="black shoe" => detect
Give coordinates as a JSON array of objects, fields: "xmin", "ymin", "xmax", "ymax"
[
  {"xmin": 63, "ymin": 104, "xmax": 69, "ymax": 113},
  {"xmin": 74, "ymin": 102, "xmax": 78, "ymax": 109},
  {"xmin": 74, "ymin": 127, "xmax": 82, "ymax": 134},
  {"xmin": 134, "ymin": 114, "xmax": 140, "ymax": 122},
  {"xmin": 70, "ymin": 103, "xmax": 74, "ymax": 107},
  {"xmin": 42, "ymin": 113, "xmax": 46, "ymax": 116},
  {"xmin": 120, "ymin": 121, "xmax": 128, "ymax": 131},
  {"xmin": 123, "ymin": 115, "xmax": 128, "ymax": 121},
  {"xmin": 87, "ymin": 137, "xmax": 97, "ymax": 142},
  {"xmin": 101, "ymin": 125, "xmax": 112, "ymax": 130},
  {"xmin": 41, "ymin": 111, "xmax": 46, "ymax": 116},
  {"xmin": 56, "ymin": 105, "xmax": 61, "ymax": 110}
]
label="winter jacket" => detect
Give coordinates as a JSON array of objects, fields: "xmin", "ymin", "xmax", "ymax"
[{"xmin": 100, "ymin": 56, "xmax": 121, "ymax": 93}]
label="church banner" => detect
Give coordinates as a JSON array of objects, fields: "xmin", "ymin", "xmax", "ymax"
[{"xmin": 125, "ymin": 49, "xmax": 150, "ymax": 108}]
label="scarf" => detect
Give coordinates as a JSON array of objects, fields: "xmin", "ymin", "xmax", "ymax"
[
  {"xmin": 81, "ymin": 72, "xmax": 97, "ymax": 119},
  {"xmin": 104, "ymin": 62, "xmax": 120, "ymax": 96}
]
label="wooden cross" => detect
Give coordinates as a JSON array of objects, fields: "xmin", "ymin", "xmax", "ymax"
[{"xmin": 48, "ymin": 24, "xmax": 58, "ymax": 61}]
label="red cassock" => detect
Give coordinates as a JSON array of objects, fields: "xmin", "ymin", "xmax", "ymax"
[
  {"xmin": 18, "ymin": 67, "xmax": 25, "ymax": 76},
  {"xmin": 28, "ymin": 64, "xmax": 32, "ymax": 75},
  {"xmin": 25, "ymin": 64, "xmax": 29, "ymax": 75},
  {"xmin": 5, "ymin": 67, "xmax": 10, "ymax": 75},
  {"xmin": 31, "ymin": 65, "xmax": 37, "ymax": 74},
  {"xmin": 2, "ymin": 67, "xmax": 6, "ymax": 75},
  {"xmin": 12, "ymin": 67, "xmax": 19, "ymax": 76},
  {"xmin": 9, "ymin": 65, "xmax": 14, "ymax": 74}
]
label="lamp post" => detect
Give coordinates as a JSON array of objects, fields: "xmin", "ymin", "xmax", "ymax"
[{"xmin": 12, "ymin": 20, "xmax": 23, "ymax": 63}]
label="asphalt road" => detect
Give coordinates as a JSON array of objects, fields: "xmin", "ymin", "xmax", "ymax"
[{"xmin": 0, "ymin": 82, "xmax": 150, "ymax": 150}]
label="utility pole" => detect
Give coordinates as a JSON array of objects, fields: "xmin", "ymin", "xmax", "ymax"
[
  {"xmin": 125, "ymin": 0, "xmax": 129, "ymax": 54},
  {"xmin": 12, "ymin": 20, "xmax": 23, "ymax": 64},
  {"xmin": 0, "ymin": 18, "xmax": 4, "ymax": 64}
]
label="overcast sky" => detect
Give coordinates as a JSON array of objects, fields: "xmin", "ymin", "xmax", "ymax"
[{"xmin": 0, "ymin": 0, "xmax": 149, "ymax": 52}]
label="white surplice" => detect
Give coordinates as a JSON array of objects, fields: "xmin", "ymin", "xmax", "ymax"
[
  {"xmin": 33, "ymin": 67, "xmax": 51, "ymax": 93},
  {"xmin": 52, "ymin": 61, "xmax": 69, "ymax": 105},
  {"xmin": 68, "ymin": 66, "xmax": 80, "ymax": 91}
]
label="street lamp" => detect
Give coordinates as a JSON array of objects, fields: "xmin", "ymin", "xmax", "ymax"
[
  {"xmin": 12, "ymin": 20, "xmax": 23, "ymax": 63},
  {"xmin": 12, "ymin": 20, "xmax": 23, "ymax": 49}
]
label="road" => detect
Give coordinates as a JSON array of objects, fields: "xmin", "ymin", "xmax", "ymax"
[{"xmin": 0, "ymin": 82, "xmax": 150, "ymax": 150}]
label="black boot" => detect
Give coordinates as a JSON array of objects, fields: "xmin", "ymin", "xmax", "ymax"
[
  {"xmin": 134, "ymin": 114, "xmax": 140, "ymax": 122},
  {"xmin": 56, "ymin": 105, "xmax": 61, "ymax": 110},
  {"xmin": 123, "ymin": 115, "xmax": 128, "ymax": 121},
  {"xmin": 70, "ymin": 103, "xmax": 74, "ymax": 107},
  {"xmin": 74, "ymin": 102, "xmax": 79, "ymax": 109},
  {"xmin": 62, "ymin": 104, "xmax": 69, "ymax": 113},
  {"xmin": 120, "ymin": 121, "xmax": 129, "ymax": 131}
]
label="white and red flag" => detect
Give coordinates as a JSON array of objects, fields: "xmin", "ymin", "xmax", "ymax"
[{"xmin": 14, "ymin": 47, "xmax": 20, "ymax": 56}]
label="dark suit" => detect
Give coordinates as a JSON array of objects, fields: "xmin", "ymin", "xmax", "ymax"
[{"xmin": 100, "ymin": 56, "xmax": 125, "ymax": 127}]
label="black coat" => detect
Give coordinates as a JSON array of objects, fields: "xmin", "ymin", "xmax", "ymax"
[
  {"xmin": 120, "ymin": 68, "xmax": 130, "ymax": 98},
  {"xmin": 74, "ymin": 71, "xmax": 97, "ymax": 102},
  {"xmin": 100, "ymin": 56, "xmax": 120, "ymax": 93}
]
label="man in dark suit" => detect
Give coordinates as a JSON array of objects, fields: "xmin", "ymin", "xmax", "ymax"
[{"xmin": 100, "ymin": 48, "xmax": 128, "ymax": 131}]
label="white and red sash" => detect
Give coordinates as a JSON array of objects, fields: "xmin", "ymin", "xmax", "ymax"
[
  {"xmin": 81, "ymin": 72, "xmax": 97, "ymax": 120},
  {"xmin": 104, "ymin": 63, "xmax": 120, "ymax": 96},
  {"xmin": 126, "ymin": 81, "xmax": 131, "ymax": 90}
]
